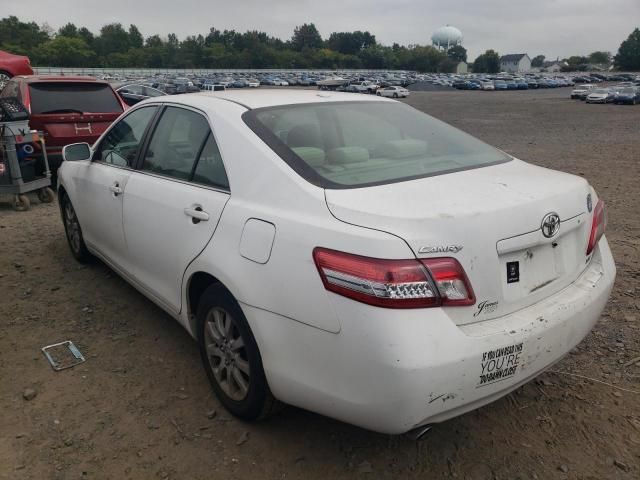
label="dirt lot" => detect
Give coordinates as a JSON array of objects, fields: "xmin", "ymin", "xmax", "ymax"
[{"xmin": 1, "ymin": 88, "xmax": 639, "ymax": 480}]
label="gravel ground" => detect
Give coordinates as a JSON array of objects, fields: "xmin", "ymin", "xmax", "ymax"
[{"xmin": 1, "ymin": 87, "xmax": 639, "ymax": 480}]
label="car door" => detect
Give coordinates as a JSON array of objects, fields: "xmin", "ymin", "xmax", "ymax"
[
  {"xmin": 75, "ymin": 105, "xmax": 158, "ymax": 269},
  {"xmin": 122, "ymin": 105, "xmax": 230, "ymax": 314}
]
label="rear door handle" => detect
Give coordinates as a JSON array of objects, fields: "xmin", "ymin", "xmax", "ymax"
[
  {"xmin": 184, "ymin": 206, "xmax": 209, "ymax": 223},
  {"xmin": 109, "ymin": 183, "xmax": 123, "ymax": 196}
]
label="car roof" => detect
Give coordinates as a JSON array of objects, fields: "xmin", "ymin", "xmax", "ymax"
[
  {"xmin": 16, "ymin": 75, "xmax": 108, "ymax": 84},
  {"xmin": 182, "ymin": 89, "xmax": 393, "ymax": 110}
]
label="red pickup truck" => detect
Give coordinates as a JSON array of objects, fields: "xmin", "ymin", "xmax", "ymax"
[{"xmin": 0, "ymin": 75, "xmax": 127, "ymax": 175}]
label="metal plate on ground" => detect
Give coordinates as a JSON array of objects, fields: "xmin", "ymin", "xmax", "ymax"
[{"xmin": 42, "ymin": 341, "xmax": 85, "ymax": 371}]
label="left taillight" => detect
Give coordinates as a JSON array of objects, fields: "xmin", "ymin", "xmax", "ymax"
[
  {"xmin": 586, "ymin": 199, "xmax": 606, "ymax": 255},
  {"xmin": 313, "ymin": 247, "xmax": 475, "ymax": 309}
]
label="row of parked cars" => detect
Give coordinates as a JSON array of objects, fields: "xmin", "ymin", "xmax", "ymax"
[{"xmin": 570, "ymin": 83, "xmax": 640, "ymax": 104}]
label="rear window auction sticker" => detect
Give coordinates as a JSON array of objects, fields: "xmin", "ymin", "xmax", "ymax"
[{"xmin": 477, "ymin": 342, "xmax": 523, "ymax": 387}]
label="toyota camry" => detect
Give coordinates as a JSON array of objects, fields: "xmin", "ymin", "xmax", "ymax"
[{"xmin": 57, "ymin": 90, "xmax": 615, "ymax": 434}]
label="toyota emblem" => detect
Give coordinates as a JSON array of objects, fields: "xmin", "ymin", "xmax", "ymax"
[{"xmin": 541, "ymin": 212, "xmax": 561, "ymax": 238}]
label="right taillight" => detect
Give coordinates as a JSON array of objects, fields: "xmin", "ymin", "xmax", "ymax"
[
  {"xmin": 313, "ymin": 247, "xmax": 475, "ymax": 309},
  {"xmin": 586, "ymin": 199, "xmax": 606, "ymax": 255}
]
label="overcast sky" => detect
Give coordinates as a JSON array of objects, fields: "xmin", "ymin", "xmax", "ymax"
[{"xmin": 5, "ymin": 0, "xmax": 639, "ymax": 60}]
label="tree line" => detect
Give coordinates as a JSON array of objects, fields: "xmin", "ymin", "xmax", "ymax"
[
  {"xmin": 0, "ymin": 16, "xmax": 468, "ymax": 72},
  {"xmin": 0, "ymin": 16, "xmax": 638, "ymax": 72}
]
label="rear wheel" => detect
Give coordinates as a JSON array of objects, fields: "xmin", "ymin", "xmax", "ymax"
[
  {"xmin": 198, "ymin": 284, "xmax": 279, "ymax": 420},
  {"xmin": 393, "ymin": 92, "xmax": 399, "ymax": 98},
  {"xmin": 61, "ymin": 194, "xmax": 91, "ymax": 262}
]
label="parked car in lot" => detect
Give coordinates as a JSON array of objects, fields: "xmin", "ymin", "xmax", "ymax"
[
  {"xmin": 57, "ymin": 90, "xmax": 615, "ymax": 434},
  {"xmin": 613, "ymin": 87, "xmax": 640, "ymax": 105},
  {"xmin": 0, "ymin": 49, "xmax": 33, "ymax": 90},
  {"xmin": 1, "ymin": 75, "xmax": 126, "ymax": 175},
  {"xmin": 571, "ymin": 84, "xmax": 595, "ymax": 99},
  {"xmin": 586, "ymin": 88, "xmax": 616, "ymax": 104},
  {"xmin": 116, "ymin": 83, "xmax": 166, "ymax": 106},
  {"xmin": 376, "ymin": 86, "xmax": 409, "ymax": 98}
]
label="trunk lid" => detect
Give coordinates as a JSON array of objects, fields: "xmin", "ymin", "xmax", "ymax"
[
  {"xmin": 325, "ymin": 160, "xmax": 593, "ymax": 325},
  {"xmin": 29, "ymin": 113, "xmax": 119, "ymax": 150}
]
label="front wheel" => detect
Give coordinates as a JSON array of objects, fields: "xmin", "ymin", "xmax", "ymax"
[
  {"xmin": 198, "ymin": 285, "xmax": 279, "ymax": 420},
  {"xmin": 61, "ymin": 194, "xmax": 91, "ymax": 262},
  {"xmin": 0, "ymin": 70, "xmax": 11, "ymax": 91}
]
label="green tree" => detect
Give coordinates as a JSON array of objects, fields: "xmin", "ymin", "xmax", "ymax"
[
  {"xmin": 0, "ymin": 16, "xmax": 49, "ymax": 53},
  {"xmin": 291, "ymin": 23, "xmax": 323, "ymax": 51},
  {"xmin": 36, "ymin": 36, "xmax": 95, "ymax": 67},
  {"xmin": 447, "ymin": 44, "xmax": 467, "ymax": 63},
  {"xmin": 531, "ymin": 55, "xmax": 545, "ymax": 67},
  {"xmin": 615, "ymin": 28, "xmax": 640, "ymax": 70},
  {"xmin": 473, "ymin": 50, "xmax": 500, "ymax": 73},
  {"xmin": 97, "ymin": 23, "xmax": 130, "ymax": 56},
  {"xmin": 128, "ymin": 24, "xmax": 144, "ymax": 49},
  {"xmin": 78, "ymin": 27, "xmax": 94, "ymax": 47},
  {"xmin": 327, "ymin": 31, "xmax": 375, "ymax": 55},
  {"xmin": 588, "ymin": 51, "xmax": 611, "ymax": 64},
  {"xmin": 58, "ymin": 23, "xmax": 78, "ymax": 38}
]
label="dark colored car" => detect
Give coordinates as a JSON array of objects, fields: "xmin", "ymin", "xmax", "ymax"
[
  {"xmin": 0, "ymin": 50, "xmax": 33, "ymax": 91},
  {"xmin": 0, "ymin": 75, "xmax": 127, "ymax": 174},
  {"xmin": 613, "ymin": 87, "xmax": 640, "ymax": 105},
  {"xmin": 116, "ymin": 83, "xmax": 166, "ymax": 106}
]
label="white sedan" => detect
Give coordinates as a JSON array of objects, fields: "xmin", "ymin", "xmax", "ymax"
[
  {"xmin": 58, "ymin": 90, "xmax": 615, "ymax": 434},
  {"xmin": 376, "ymin": 86, "xmax": 410, "ymax": 98}
]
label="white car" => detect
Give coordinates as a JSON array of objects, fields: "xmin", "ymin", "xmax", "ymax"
[
  {"xmin": 247, "ymin": 79, "xmax": 260, "ymax": 88},
  {"xmin": 586, "ymin": 88, "xmax": 616, "ymax": 104},
  {"xmin": 571, "ymin": 84, "xmax": 595, "ymax": 99},
  {"xmin": 58, "ymin": 90, "xmax": 615, "ymax": 434},
  {"xmin": 377, "ymin": 86, "xmax": 410, "ymax": 98}
]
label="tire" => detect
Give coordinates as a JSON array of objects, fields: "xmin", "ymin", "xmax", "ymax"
[
  {"xmin": 61, "ymin": 193, "xmax": 91, "ymax": 262},
  {"xmin": 37, "ymin": 187, "xmax": 55, "ymax": 204},
  {"xmin": 376, "ymin": 92, "xmax": 381, "ymax": 96},
  {"xmin": 393, "ymin": 92, "xmax": 399, "ymax": 98},
  {"xmin": 197, "ymin": 284, "xmax": 279, "ymax": 421},
  {"xmin": 0, "ymin": 70, "xmax": 12, "ymax": 91},
  {"xmin": 13, "ymin": 194, "xmax": 30, "ymax": 211}
]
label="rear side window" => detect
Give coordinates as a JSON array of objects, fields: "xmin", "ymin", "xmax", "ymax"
[
  {"xmin": 141, "ymin": 107, "xmax": 229, "ymax": 189},
  {"xmin": 28, "ymin": 82, "xmax": 123, "ymax": 114}
]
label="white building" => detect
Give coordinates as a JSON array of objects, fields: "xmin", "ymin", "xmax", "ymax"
[
  {"xmin": 456, "ymin": 62, "xmax": 468, "ymax": 74},
  {"xmin": 500, "ymin": 54, "xmax": 531, "ymax": 73}
]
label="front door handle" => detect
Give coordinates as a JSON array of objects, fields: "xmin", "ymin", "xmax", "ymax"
[
  {"xmin": 184, "ymin": 206, "xmax": 209, "ymax": 224},
  {"xmin": 109, "ymin": 183, "xmax": 123, "ymax": 196}
]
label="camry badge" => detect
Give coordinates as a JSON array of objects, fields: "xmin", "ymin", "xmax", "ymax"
[
  {"xmin": 541, "ymin": 212, "xmax": 561, "ymax": 238},
  {"xmin": 418, "ymin": 245, "xmax": 463, "ymax": 254}
]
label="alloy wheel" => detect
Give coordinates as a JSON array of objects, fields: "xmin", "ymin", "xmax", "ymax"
[
  {"xmin": 0, "ymin": 72, "xmax": 10, "ymax": 91},
  {"xmin": 204, "ymin": 307, "xmax": 251, "ymax": 401},
  {"xmin": 64, "ymin": 200, "xmax": 81, "ymax": 254}
]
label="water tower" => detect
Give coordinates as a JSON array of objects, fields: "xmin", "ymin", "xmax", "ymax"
[{"xmin": 431, "ymin": 25, "xmax": 463, "ymax": 51}]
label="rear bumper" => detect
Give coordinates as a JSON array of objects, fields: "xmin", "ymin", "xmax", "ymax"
[{"xmin": 245, "ymin": 239, "xmax": 615, "ymax": 434}]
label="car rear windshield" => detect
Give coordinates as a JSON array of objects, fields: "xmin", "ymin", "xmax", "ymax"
[
  {"xmin": 243, "ymin": 101, "xmax": 511, "ymax": 188},
  {"xmin": 29, "ymin": 82, "xmax": 123, "ymax": 114}
]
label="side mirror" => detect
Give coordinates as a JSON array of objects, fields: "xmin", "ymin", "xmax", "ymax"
[{"xmin": 63, "ymin": 143, "xmax": 92, "ymax": 162}]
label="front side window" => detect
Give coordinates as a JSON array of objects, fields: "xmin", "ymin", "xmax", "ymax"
[
  {"xmin": 95, "ymin": 106, "xmax": 157, "ymax": 167},
  {"xmin": 244, "ymin": 101, "xmax": 511, "ymax": 188},
  {"xmin": 142, "ymin": 107, "xmax": 211, "ymax": 181}
]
